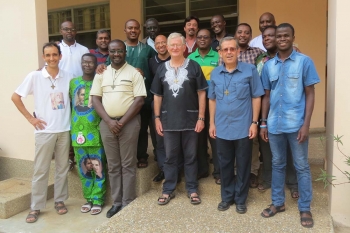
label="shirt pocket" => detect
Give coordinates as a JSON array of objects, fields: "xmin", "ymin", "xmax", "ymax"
[
  {"xmin": 236, "ymin": 81, "xmax": 250, "ymax": 100},
  {"xmin": 269, "ymin": 76, "xmax": 279, "ymax": 91},
  {"xmin": 119, "ymin": 80, "xmax": 133, "ymax": 92},
  {"xmin": 286, "ymin": 73, "xmax": 299, "ymax": 89},
  {"xmin": 215, "ymin": 84, "xmax": 224, "ymax": 100}
]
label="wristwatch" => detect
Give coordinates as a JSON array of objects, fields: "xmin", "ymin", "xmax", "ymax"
[
  {"xmin": 251, "ymin": 121, "xmax": 259, "ymax": 125},
  {"xmin": 198, "ymin": 117, "xmax": 205, "ymax": 121}
]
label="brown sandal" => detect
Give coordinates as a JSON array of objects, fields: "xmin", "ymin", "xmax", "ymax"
[
  {"xmin": 55, "ymin": 201, "xmax": 68, "ymax": 215},
  {"xmin": 26, "ymin": 210, "xmax": 40, "ymax": 223}
]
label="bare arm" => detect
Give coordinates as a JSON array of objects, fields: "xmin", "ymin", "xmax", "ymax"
[
  {"xmin": 260, "ymin": 90, "xmax": 270, "ymax": 142},
  {"xmin": 209, "ymin": 99, "xmax": 216, "ymax": 139},
  {"xmin": 195, "ymin": 90, "xmax": 206, "ymax": 133},
  {"xmin": 154, "ymin": 95, "xmax": 163, "ymax": 136},
  {"xmin": 11, "ymin": 93, "xmax": 47, "ymax": 130},
  {"xmin": 249, "ymin": 97, "xmax": 261, "ymax": 139},
  {"xmin": 297, "ymin": 85, "xmax": 315, "ymax": 143}
]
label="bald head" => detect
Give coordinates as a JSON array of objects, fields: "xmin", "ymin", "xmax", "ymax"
[
  {"xmin": 259, "ymin": 12, "xmax": 276, "ymax": 33},
  {"xmin": 125, "ymin": 19, "xmax": 140, "ymax": 29}
]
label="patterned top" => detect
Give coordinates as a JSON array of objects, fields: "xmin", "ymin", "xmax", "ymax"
[
  {"xmin": 238, "ymin": 46, "xmax": 265, "ymax": 65},
  {"xmin": 255, "ymin": 52, "xmax": 273, "ymax": 76},
  {"xmin": 89, "ymin": 49, "xmax": 108, "ymax": 65},
  {"xmin": 70, "ymin": 76, "xmax": 102, "ymax": 147}
]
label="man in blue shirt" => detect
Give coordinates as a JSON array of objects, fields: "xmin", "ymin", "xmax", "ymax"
[
  {"xmin": 208, "ymin": 37, "xmax": 264, "ymax": 213},
  {"xmin": 260, "ymin": 23, "xmax": 320, "ymax": 228}
]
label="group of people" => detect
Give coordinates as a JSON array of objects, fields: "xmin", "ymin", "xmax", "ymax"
[{"xmin": 11, "ymin": 11, "xmax": 319, "ymax": 229}]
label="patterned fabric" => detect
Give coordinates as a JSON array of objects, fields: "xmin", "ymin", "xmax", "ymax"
[
  {"xmin": 89, "ymin": 49, "xmax": 108, "ymax": 65},
  {"xmin": 255, "ymin": 52, "xmax": 273, "ymax": 76},
  {"xmin": 238, "ymin": 46, "xmax": 265, "ymax": 65}
]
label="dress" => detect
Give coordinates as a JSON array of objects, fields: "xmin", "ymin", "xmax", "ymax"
[{"xmin": 70, "ymin": 76, "xmax": 106, "ymax": 205}]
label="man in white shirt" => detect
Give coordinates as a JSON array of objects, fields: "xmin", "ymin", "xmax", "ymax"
[
  {"xmin": 249, "ymin": 12, "xmax": 276, "ymax": 51},
  {"xmin": 12, "ymin": 42, "xmax": 73, "ymax": 223},
  {"xmin": 59, "ymin": 21, "xmax": 89, "ymax": 77}
]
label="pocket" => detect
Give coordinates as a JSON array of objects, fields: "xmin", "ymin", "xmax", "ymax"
[
  {"xmin": 287, "ymin": 73, "xmax": 299, "ymax": 89},
  {"xmin": 214, "ymin": 84, "xmax": 224, "ymax": 100},
  {"xmin": 236, "ymin": 82, "xmax": 250, "ymax": 100}
]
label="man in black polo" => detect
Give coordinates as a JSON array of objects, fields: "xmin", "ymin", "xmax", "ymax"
[{"xmin": 210, "ymin": 15, "xmax": 233, "ymax": 52}]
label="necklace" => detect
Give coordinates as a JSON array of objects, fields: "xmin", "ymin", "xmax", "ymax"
[
  {"xmin": 111, "ymin": 65, "xmax": 126, "ymax": 89},
  {"xmin": 224, "ymin": 73, "xmax": 234, "ymax": 96},
  {"xmin": 49, "ymin": 77, "xmax": 57, "ymax": 89}
]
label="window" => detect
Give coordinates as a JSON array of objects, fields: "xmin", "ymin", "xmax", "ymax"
[{"xmin": 144, "ymin": 0, "xmax": 238, "ymax": 37}]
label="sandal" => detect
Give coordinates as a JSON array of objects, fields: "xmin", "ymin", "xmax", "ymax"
[
  {"xmin": 257, "ymin": 183, "xmax": 271, "ymax": 192},
  {"xmin": 54, "ymin": 201, "xmax": 68, "ymax": 215},
  {"xmin": 214, "ymin": 178, "xmax": 221, "ymax": 185},
  {"xmin": 26, "ymin": 210, "xmax": 40, "ymax": 223},
  {"xmin": 91, "ymin": 204, "xmax": 103, "ymax": 215},
  {"xmin": 189, "ymin": 193, "xmax": 201, "ymax": 205},
  {"xmin": 290, "ymin": 188, "xmax": 299, "ymax": 199},
  {"xmin": 81, "ymin": 202, "xmax": 92, "ymax": 213},
  {"xmin": 157, "ymin": 193, "xmax": 175, "ymax": 205},
  {"xmin": 300, "ymin": 211, "xmax": 314, "ymax": 228},
  {"xmin": 261, "ymin": 204, "xmax": 285, "ymax": 218},
  {"xmin": 137, "ymin": 158, "xmax": 148, "ymax": 168}
]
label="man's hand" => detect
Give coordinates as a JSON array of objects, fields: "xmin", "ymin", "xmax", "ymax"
[
  {"xmin": 28, "ymin": 116, "xmax": 47, "ymax": 130},
  {"xmin": 194, "ymin": 120, "xmax": 204, "ymax": 133},
  {"xmin": 135, "ymin": 68, "xmax": 144, "ymax": 77},
  {"xmin": 106, "ymin": 119, "xmax": 122, "ymax": 135},
  {"xmin": 155, "ymin": 118, "xmax": 163, "ymax": 136},
  {"xmin": 260, "ymin": 128, "xmax": 269, "ymax": 142},
  {"xmin": 209, "ymin": 124, "xmax": 216, "ymax": 139},
  {"xmin": 297, "ymin": 124, "xmax": 309, "ymax": 143},
  {"xmin": 96, "ymin": 64, "xmax": 107, "ymax": 75},
  {"xmin": 249, "ymin": 124, "xmax": 258, "ymax": 139}
]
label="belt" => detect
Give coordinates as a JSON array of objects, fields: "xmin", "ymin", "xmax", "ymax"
[{"xmin": 110, "ymin": 116, "xmax": 123, "ymax": 121}]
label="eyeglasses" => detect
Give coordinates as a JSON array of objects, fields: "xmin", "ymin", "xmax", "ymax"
[
  {"xmin": 108, "ymin": 50, "xmax": 125, "ymax": 54},
  {"xmin": 169, "ymin": 44, "xmax": 184, "ymax": 48},
  {"xmin": 146, "ymin": 26, "xmax": 158, "ymax": 30},
  {"xmin": 196, "ymin": 35, "xmax": 210, "ymax": 40},
  {"xmin": 81, "ymin": 61, "xmax": 95, "ymax": 66},
  {"xmin": 61, "ymin": 28, "xmax": 76, "ymax": 32},
  {"xmin": 220, "ymin": 47, "xmax": 237, "ymax": 53},
  {"xmin": 155, "ymin": 41, "xmax": 167, "ymax": 46}
]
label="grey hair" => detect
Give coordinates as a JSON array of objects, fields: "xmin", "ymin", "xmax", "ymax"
[
  {"xmin": 219, "ymin": 36, "xmax": 239, "ymax": 50},
  {"xmin": 167, "ymin": 32, "xmax": 185, "ymax": 45}
]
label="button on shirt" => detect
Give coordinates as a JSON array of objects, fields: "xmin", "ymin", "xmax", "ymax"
[
  {"xmin": 261, "ymin": 50, "xmax": 320, "ymax": 134},
  {"xmin": 208, "ymin": 62, "xmax": 265, "ymax": 140},
  {"xmin": 59, "ymin": 40, "xmax": 89, "ymax": 77}
]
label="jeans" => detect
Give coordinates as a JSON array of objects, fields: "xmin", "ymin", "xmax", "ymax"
[{"xmin": 268, "ymin": 132, "xmax": 312, "ymax": 211}]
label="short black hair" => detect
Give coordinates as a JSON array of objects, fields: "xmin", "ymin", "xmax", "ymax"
[
  {"xmin": 96, "ymin": 29, "xmax": 110, "ymax": 39},
  {"xmin": 81, "ymin": 53, "xmax": 97, "ymax": 65},
  {"xmin": 43, "ymin": 42, "xmax": 61, "ymax": 55},
  {"xmin": 196, "ymin": 28, "xmax": 211, "ymax": 36},
  {"xmin": 109, "ymin": 39, "xmax": 126, "ymax": 50},
  {"xmin": 262, "ymin": 25, "xmax": 277, "ymax": 33},
  {"xmin": 212, "ymin": 14, "xmax": 226, "ymax": 22},
  {"xmin": 125, "ymin": 19, "xmax": 140, "ymax": 29},
  {"xmin": 184, "ymin": 15, "xmax": 199, "ymax": 27},
  {"xmin": 277, "ymin": 23, "xmax": 295, "ymax": 36},
  {"xmin": 236, "ymin": 23, "xmax": 252, "ymax": 34},
  {"xmin": 145, "ymin": 18, "xmax": 158, "ymax": 26}
]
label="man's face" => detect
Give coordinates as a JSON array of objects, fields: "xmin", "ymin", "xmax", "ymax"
[
  {"xmin": 219, "ymin": 40, "xmax": 238, "ymax": 65},
  {"xmin": 78, "ymin": 88, "xmax": 85, "ymax": 103},
  {"xmin": 235, "ymin": 25, "xmax": 251, "ymax": 47},
  {"xmin": 124, "ymin": 20, "xmax": 141, "ymax": 41},
  {"xmin": 211, "ymin": 16, "xmax": 226, "ymax": 35},
  {"xmin": 108, "ymin": 42, "xmax": 126, "ymax": 66},
  {"xmin": 81, "ymin": 56, "xmax": 96, "ymax": 76},
  {"xmin": 262, "ymin": 28, "xmax": 277, "ymax": 51},
  {"xmin": 184, "ymin": 19, "xmax": 198, "ymax": 37},
  {"xmin": 155, "ymin": 35, "xmax": 168, "ymax": 56},
  {"xmin": 85, "ymin": 159, "xmax": 93, "ymax": 171},
  {"xmin": 259, "ymin": 14, "xmax": 275, "ymax": 33},
  {"xmin": 96, "ymin": 33, "xmax": 110, "ymax": 51},
  {"xmin": 60, "ymin": 22, "xmax": 77, "ymax": 42},
  {"xmin": 167, "ymin": 37, "xmax": 186, "ymax": 58},
  {"xmin": 145, "ymin": 20, "xmax": 159, "ymax": 40},
  {"xmin": 42, "ymin": 46, "xmax": 61, "ymax": 69},
  {"xmin": 196, "ymin": 30, "xmax": 211, "ymax": 50},
  {"xmin": 276, "ymin": 27, "xmax": 294, "ymax": 52}
]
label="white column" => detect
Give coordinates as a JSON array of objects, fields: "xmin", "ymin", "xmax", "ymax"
[
  {"xmin": 327, "ymin": 0, "xmax": 350, "ymax": 227},
  {"xmin": 0, "ymin": 0, "xmax": 48, "ymax": 160}
]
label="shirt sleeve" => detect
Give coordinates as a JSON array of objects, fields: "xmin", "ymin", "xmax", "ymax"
[
  {"xmin": 90, "ymin": 74, "xmax": 103, "ymax": 96},
  {"xmin": 207, "ymin": 69, "xmax": 217, "ymax": 99},
  {"xmin": 193, "ymin": 61, "xmax": 208, "ymax": 91},
  {"xmin": 150, "ymin": 64, "xmax": 164, "ymax": 96},
  {"xmin": 69, "ymin": 79, "xmax": 74, "ymax": 100},
  {"xmin": 132, "ymin": 70, "xmax": 147, "ymax": 97},
  {"xmin": 250, "ymin": 66, "xmax": 265, "ymax": 98},
  {"xmin": 15, "ymin": 71, "xmax": 35, "ymax": 97},
  {"xmin": 261, "ymin": 65, "xmax": 271, "ymax": 90},
  {"xmin": 303, "ymin": 58, "xmax": 320, "ymax": 87}
]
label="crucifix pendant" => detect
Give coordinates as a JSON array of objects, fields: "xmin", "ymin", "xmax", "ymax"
[
  {"xmin": 174, "ymin": 79, "xmax": 178, "ymax": 84},
  {"xmin": 224, "ymin": 89, "xmax": 229, "ymax": 96},
  {"xmin": 51, "ymin": 84, "xmax": 55, "ymax": 89},
  {"xmin": 111, "ymin": 85, "xmax": 116, "ymax": 90}
]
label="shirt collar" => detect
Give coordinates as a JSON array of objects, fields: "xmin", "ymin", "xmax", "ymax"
[
  {"xmin": 108, "ymin": 61, "xmax": 128, "ymax": 71},
  {"xmin": 155, "ymin": 55, "xmax": 171, "ymax": 63},
  {"xmin": 219, "ymin": 62, "xmax": 243, "ymax": 73},
  {"xmin": 275, "ymin": 49, "xmax": 296, "ymax": 64},
  {"xmin": 60, "ymin": 40, "xmax": 77, "ymax": 47},
  {"xmin": 41, "ymin": 67, "xmax": 62, "ymax": 79},
  {"xmin": 193, "ymin": 48, "xmax": 216, "ymax": 58}
]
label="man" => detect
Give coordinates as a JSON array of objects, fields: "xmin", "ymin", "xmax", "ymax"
[
  {"xmin": 12, "ymin": 42, "xmax": 73, "ymax": 223},
  {"xmin": 151, "ymin": 33, "xmax": 207, "ymax": 205},
  {"xmin": 255, "ymin": 25, "xmax": 299, "ymax": 198},
  {"xmin": 90, "ymin": 29, "xmax": 111, "ymax": 65},
  {"xmin": 183, "ymin": 16, "xmax": 199, "ymax": 58},
  {"xmin": 59, "ymin": 21, "xmax": 89, "ymax": 77},
  {"xmin": 210, "ymin": 15, "xmax": 233, "ymax": 52},
  {"xmin": 91, "ymin": 39, "xmax": 146, "ymax": 218},
  {"xmin": 69, "ymin": 53, "xmax": 106, "ymax": 215},
  {"xmin": 208, "ymin": 37, "xmax": 264, "ymax": 213},
  {"xmin": 235, "ymin": 23, "xmax": 264, "ymax": 188},
  {"xmin": 188, "ymin": 29, "xmax": 220, "ymax": 184},
  {"xmin": 249, "ymin": 12, "xmax": 276, "ymax": 51},
  {"xmin": 141, "ymin": 18, "xmax": 160, "ymax": 51},
  {"xmin": 260, "ymin": 23, "xmax": 319, "ymax": 228}
]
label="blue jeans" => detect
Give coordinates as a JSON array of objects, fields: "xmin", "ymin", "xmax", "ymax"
[{"xmin": 268, "ymin": 132, "xmax": 312, "ymax": 211}]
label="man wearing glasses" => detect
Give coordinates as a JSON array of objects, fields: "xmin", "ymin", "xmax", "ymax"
[
  {"xmin": 91, "ymin": 39, "xmax": 146, "ymax": 218},
  {"xmin": 141, "ymin": 18, "xmax": 160, "ymax": 52},
  {"xmin": 59, "ymin": 21, "xmax": 89, "ymax": 77},
  {"xmin": 208, "ymin": 37, "xmax": 264, "ymax": 214}
]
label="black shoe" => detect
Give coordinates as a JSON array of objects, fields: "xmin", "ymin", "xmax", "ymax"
[
  {"xmin": 218, "ymin": 201, "xmax": 234, "ymax": 211},
  {"xmin": 106, "ymin": 205, "xmax": 121, "ymax": 218},
  {"xmin": 236, "ymin": 204, "xmax": 247, "ymax": 214},
  {"xmin": 153, "ymin": 171, "xmax": 165, "ymax": 183},
  {"xmin": 197, "ymin": 172, "xmax": 209, "ymax": 180}
]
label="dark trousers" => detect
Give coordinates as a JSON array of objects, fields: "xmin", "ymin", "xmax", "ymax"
[
  {"xmin": 163, "ymin": 130, "xmax": 198, "ymax": 195},
  {"xmin": 217, "ymin": 137, "xmax": 252, "ymax": 204},
  {"xmin": 137, "ymin": 104, "xmax": 157, "ymax": 161}
]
